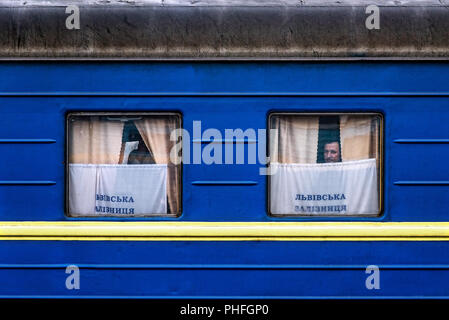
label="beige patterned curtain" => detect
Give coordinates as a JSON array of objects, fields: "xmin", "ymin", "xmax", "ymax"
[
  {"xmin": 340, "ymin": 115, "xmax": 379, "ymax": 161},
  {"xmin": 135, "ymin": 117, "xmax": 180, "ymax": 214},
  {"xmin": 69, "ymin": 117, "xmax": 124, "ymax": 164},
  {"xmin": 270, "ymin": 116, "xmax": 319, "ymax": 164}
]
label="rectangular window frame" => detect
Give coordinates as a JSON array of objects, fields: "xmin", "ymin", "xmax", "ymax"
[
  {"xmin": 267, "ymin": 111, "xmax": 384, "ymax": 218},
  {"xmin": 65, "ymin": 111, "xmax": 183, "ymax": 218}
]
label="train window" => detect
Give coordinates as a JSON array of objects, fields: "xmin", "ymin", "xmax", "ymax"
[
  {"xmin": 268, "ymin": 113, "xmax": 382, "ymax": 217},
  {"xmin": 67, "ymin": 113, "xmax": 181, "ymax": 217}
]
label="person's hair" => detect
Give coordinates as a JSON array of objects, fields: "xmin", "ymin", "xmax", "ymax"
[
  {"xmin": 324, "ymin": 140, "xmax": 339, "ymax": 146},
  {"xmin": 316, "ymin": 115, "xmax": 341, "ymax": 163}
]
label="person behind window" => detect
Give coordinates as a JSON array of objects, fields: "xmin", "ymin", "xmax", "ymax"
[
  {"xmin": 127, "ymin": 138, "xmax": 155, "ymax": 165},
  {"xmin": 124, "ymin": 125, "xmax": 156, "ymax": 165},
  {"xmin": 323, "ymin": 141, "xmax": 341, "ymax": 163}
]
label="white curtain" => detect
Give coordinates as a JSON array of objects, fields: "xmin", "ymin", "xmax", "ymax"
[
  {"xmin": 340, "ymin": 116, "xmax": 379, "ymax": 161},
  {"xmin": 270, "ymin": 116, "xmax": 319, "ymax": 164},
  {"xmin": 135, "ymin": 117, "xmax": 180, "ymax": 214},
  {"xmin": 69, "ymin": 164, "xmax": 167, "ymax": 216},
  {"xmin": 69, "ymin": 117, "xmax": 124, "ymax": 164},
  {"xmin": 270, "ymin": 159, "xmax": 378, "ymax": 215}
]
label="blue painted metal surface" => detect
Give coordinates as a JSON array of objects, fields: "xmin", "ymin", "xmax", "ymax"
[
  {"xmin": 1, "ymin": 241, "xmax": 449, "ymax": 298},
  {"xmin": 0, "ymin": 62, "xmax": 449, "ymax": 298}
]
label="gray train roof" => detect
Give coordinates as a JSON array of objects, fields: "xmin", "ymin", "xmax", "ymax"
[{"xmin": 1, "ymin": 0, "xmax": 449, "ymax": 59}]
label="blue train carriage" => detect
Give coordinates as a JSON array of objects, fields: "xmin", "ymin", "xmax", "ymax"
[{"xmin": 0, "ymin": 0, "xmax": 448, "ymax": 299}]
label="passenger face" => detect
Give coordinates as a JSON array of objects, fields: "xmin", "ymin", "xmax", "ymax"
[{"xmin": 324, "ymin": 142, "xmax": 340, "ymax": 163}]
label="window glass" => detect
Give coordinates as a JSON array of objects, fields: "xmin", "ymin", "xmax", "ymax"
[
  {"xmin": 269, "ymin": 113, "xmax": 381, "ymax": 216},
  {"xmin": 67, "ymin": 113, "xmax": 181, "ymax": 217}
]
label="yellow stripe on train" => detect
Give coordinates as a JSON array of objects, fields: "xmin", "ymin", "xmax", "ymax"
[{"xmin": 0, "ymin": 222, "xmax": 449, "ymax": 241}]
